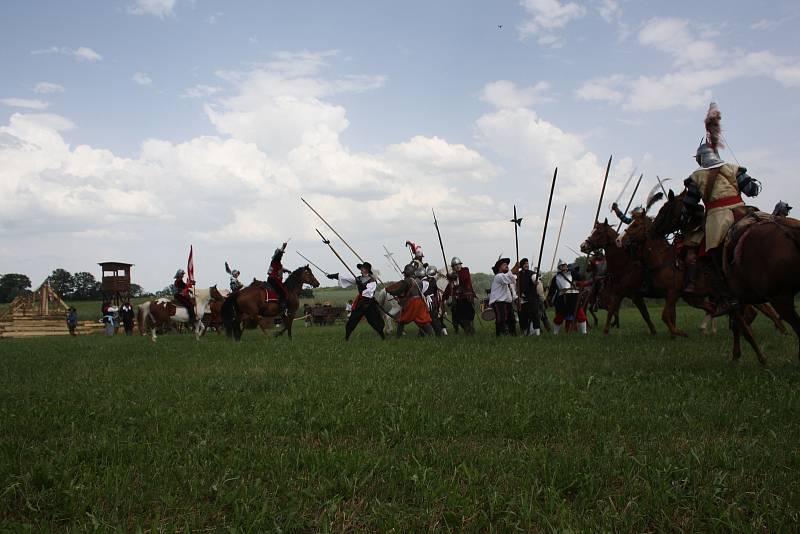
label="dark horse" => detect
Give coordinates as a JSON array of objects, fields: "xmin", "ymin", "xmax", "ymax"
[
  {"xmin": 651, "ymin": 190, "xmax": 800, "ymax": 364},
  {"xmin": 221, "ymin": 265, "xmax": 320, "ymax": 341}
]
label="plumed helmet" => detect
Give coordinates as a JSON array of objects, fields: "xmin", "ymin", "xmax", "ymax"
[
  {"xmin": 402, "ymin": 263, "xmax": 415, "ymax": 277},
  {"xmin": 414, "ymin": 266, "xmax": 426, "ymax": 278},
  {"xmin": 174, "ymin": 269, "xmax": 185, "ymax": 278},
  {"xmin": 450, "ymin": 256, "xmax": 462, "ymax": 267},
  {"xmin": 231, "ymin": 269, "xmax": 240, "ymax": 277},
  {"xmin": 696, "ymin": 103, "xmax": 724, "ymax": 168},
  {"xmin": 695, "ymin": 140, "xmax": 723, "ymax": 168},
  {"xmin": 632, "ymin": 205, "xmax": 645, "ymax": 216},
  {"xmin": 425, "ymin": 265, "xmax": 437, "ymax": 277}
]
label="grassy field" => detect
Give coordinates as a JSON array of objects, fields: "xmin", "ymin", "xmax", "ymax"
[{"xmin": 1, "ymin": 305, "xmax": 799, "ymax": 530}]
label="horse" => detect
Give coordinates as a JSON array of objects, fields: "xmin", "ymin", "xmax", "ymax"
[
  {"xmin": 651, "ymin": 190, "xmax": 800, "ymax": 363},
  {"xmin": 221, "ymin": 265, "xmax": 320, "ymax": 341},
  {"xmin": 142, "ymin": 286, "xmax": 224, "ymax": 341},
  {"xmin": 581, "ymin": 220, "xmax": 659, "ymax": 336}
]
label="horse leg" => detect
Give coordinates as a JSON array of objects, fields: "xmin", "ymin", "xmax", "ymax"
[
  {"xmin": 603, "ymin": 294, "xmax": 621, "ymax": 335},
  {"xmin": 731, "ymin": 308, "xmax": 767, "ymax": 365},
  {"xmin": 631, "ymin": 294, "xmax": 657, "ymax": 336},
  {"xmin": 662, "ymin": 290, "xmax": 688, "ymax": 338},
  {"xmin": 755, "ymin": 302, "xmax": 788, "ymax": 336},
  {"xmin": 700, "ymin": 313, "xmax": 709, "ymax": 335},
  {"xmin": 769, "ymin": 294, "xmax": 800, "ymax": 361}
]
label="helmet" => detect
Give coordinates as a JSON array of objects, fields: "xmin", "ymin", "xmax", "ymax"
[
  {"xmin": 695, "ymin": 139, "xmax": 723, "ymax": 168},
  {"xmin": 402, "ymin": 263, "xmax": 415, "ymax": 277},
  {"xmin": 450, "ymin": 256, "xmax": 462, "ymax": 267},
  {"xmin": 231, "ymin": 269, "xmax": 240, "ymax": 277},
  {"xmin": 174, "ymin": 269, "xmax": 185, "ymax": 278},
  {"xmin": 557, "ymin": 259, "xmax": 568, "ymax": 269},
  {"xmin": 425, "ymin": 265, "xmax": 437, "ymax": 277},
  {"xmin": 414, "ymin": 266, "xmax": 426, "ymax": 278},
  {"xmin": 632, "ymin": 206, "xmax": 645, "ymax": 216}
]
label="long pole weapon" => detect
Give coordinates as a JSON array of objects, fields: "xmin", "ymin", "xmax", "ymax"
[
  {"xmin": 432, "ymin": 209, "xmax": 450, "ymax": 276},
  {"xmin": 295, "ymin": 251, "xmax": 331, "ymax": 277},
  {"xmin": 382, "ymin": 245, "xmax": 403, "ymax": 275},
  {"xmin": 655, "ymin": 174, "xmax": 668, "ymax": 196},
  {"xmin": 613, "ymin": 166, "xmax": 638, "ymax": 207},
  {"xmin": 316, "ymin": 229, "xmax": 357, "ymax": 279},
  {"xmin": 535, "ymin": 167, "xmax": 558, "ymax": 282},
  {"xmin": 549, "ymin": 204, "xmax": 567, "ymax": 272},
  {"xmin": 594, "ymin": 155, "xmax": 613, "ymax": 224},
  {"xmin": 301, "ymin": 197, "xmax": 364, "ymax": 263},
  {"xmin": 510, "ymin": 205, "xmax": 522, "ymax": 268},
  {"xmin": 616, "ymin": 173, "xmax": 643, "ymax": 232}
]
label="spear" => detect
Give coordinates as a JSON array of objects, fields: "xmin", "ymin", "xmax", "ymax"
[
  {"xmin": 594, "ymin": 155, "xmax": 613, "ymax": 224},
  {"xmin": 535, "ymin": 167, "xmax": 558, "ymax": 282},
  {"xmin": 655, "ymin": 175, "xmax": 667, "ymax": 196},
  {"xmin": 616, "ymin": 173, "xmax": 643, "ymax": 232},
  {"xmin": 510, "ymin": 205, "xmax": 522, "ymax": 268},
  {"xmin": 295, "ymin": 251, "xmax": 331, "ymax": 277},
  {"xmin": 549, "ymin": 205, "xmax": 567, "ymax": 272},
  {"xmin": 301, "ymin": 197, "xmax": 364, "ymax": 263},
  {"xmin": 316, "ymin": 228, "xmax": 357, "ymax": 279},
  {"xmin": 613, "ymin": 166, "xmax": 638, "ymax": 207},
  {"xmin": 432, "ymin": 209, "xmax": 450, "ymax": 276},
  {"xmin": 382, "ymin": 245, "xmax": 402, "ymax": 275}
]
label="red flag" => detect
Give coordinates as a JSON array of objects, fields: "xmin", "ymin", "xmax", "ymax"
[{"xmin": 187, "ymin": 245, "xmax": 195, "ymax": 287}]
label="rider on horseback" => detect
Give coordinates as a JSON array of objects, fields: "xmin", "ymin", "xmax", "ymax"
[
  {"xmin": 682, "ymin": 103, "xmax": 761, "ymax": 313},
  {"xmin": 268, "ymin": 242, "xmax": 291, "ymax": 317},
  {"xmin": 173, "ymin": 269, "xmax": 196, "ymax": 324},
  {"xmin": 611, "ymin": 204, "xmax": 645, "ymax": 226},
  {"xmin": 225, "ymin": 261, "xmax": 243, "ymax": 292}
]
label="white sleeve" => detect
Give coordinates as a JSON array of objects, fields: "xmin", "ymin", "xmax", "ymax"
[
  {"xmin": 362, "ymin": 280, "xmax": 377, "ymax": 298},
  {"xmin": 337, "ymin": 273, "xmax": 357, "ymax": 289},
  {"xmin": 497, "ymin": 272, "xmax": 517, "ymax": 284}
]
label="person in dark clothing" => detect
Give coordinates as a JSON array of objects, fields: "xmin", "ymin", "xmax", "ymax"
[
  {"xmin": 120, "ymin": 301, "xmax": 135, "ymax": 336},
  {"xmin": 173, "ymin": 269, "xmax": 196, "ymax": 324}
]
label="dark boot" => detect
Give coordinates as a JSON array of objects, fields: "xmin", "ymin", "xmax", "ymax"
[
  {"xmin": 396, "ymin": 322, "xmax": 405, "ymax": 338},
  {"xmin": 710, "ymin": 251, "xmax": 738, "ymax": 317},
  {"xmin": 684, "ymin": 262, "xmax": 699, "ymax": 293}
]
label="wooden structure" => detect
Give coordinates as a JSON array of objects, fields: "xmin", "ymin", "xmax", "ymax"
[
  {"xmin": 99, "ymin": 261, "xmax": 133, "ymax": 305},
  {"xmin": 0, "ymin": 279, "xmax": 103, "ymax": 338}
]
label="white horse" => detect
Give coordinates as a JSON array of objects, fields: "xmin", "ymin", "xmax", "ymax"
[{"xmin": 140, "ymin": 286, "xmax": 224, "ymax": 341}]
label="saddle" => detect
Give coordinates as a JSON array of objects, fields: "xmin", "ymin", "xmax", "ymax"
[{"xmin": 722, "ymin": 207, "xmax": 771, "ymax": 267}]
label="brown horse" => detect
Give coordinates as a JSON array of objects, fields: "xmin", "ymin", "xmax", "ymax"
[
  {"xmin": 581, "ymin": 220, "xmax": 659, "ymax": 336},
  {"xmin": 221, "ymin": 265, "xmax": 320, "ymax": 341},
  {"xmin": 651, "ymin": 190, "xmax": 800, "ymax": 363}
]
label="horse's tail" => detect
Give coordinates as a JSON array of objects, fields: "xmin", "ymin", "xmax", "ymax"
[{"xmin": 221, "ymin": 295, "xmax": 240, "ymax": 340}]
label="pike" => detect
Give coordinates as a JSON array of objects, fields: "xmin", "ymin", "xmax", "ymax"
[
  {"xmin": 616, "ymin": 173, "xmax": 643, "ymax": 232},
  {"xmin": 432, "ymin": 209, "xmax": 450, "ymax": 276},
  {"xmin": 316, "ymin": 228, "xmax": 357, "ymax": 279},
  {"xmin": 510, "ymin": 205, "xmax": 522, "ymax": 268},
  {"xmin": 613, "ymin": 166, "xmax": 638, "ymax": 206},
  {"xmin": 301, "ymin": 197, "xmax": 364, "ymax": 263},
  {"xmin": 295, "ymin": 251, "xmax": 331, "ymax": 277},
  {"xmin": 382, "ymin": 245, "xmax": 403, "ymax": 275},
  {"xmin": 594, "ymin": 155, "xmax": 613, "ymax": 224},
  {"xmin": 549, "ymin": 205, "xmax": 567, "ymax": 272},
  {"xmin": 655, "ymin": 174, "xmax": 667, "ymax": 196},
  {"xmin": 535, "ymin": 167, "xmax": 558, "ymax": 282}
]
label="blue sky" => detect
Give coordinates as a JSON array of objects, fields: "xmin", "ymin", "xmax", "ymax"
[{"xmin": 2, "ymin": 0, "xmax": 799, "ymax": 291}]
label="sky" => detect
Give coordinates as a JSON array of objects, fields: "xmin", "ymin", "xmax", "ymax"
[{"xmin": 1, "ymin": 0, "xmax": 799, "ymax": 292}]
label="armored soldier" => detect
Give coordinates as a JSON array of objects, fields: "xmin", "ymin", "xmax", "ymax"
[
  {"xmin": 388, "ymin": 264, "xmax": 435, "ymax": 338},
  {"xmin": 611, "ymin": 203, "xmax": 646, "ymax": 226},
  {"xmin": 267, "ymin": 242, "xmax": 291, "ymax": 316},
  {"xmin": 172, "ymin": 269, "xmax": 196, "ymax": 324},
  {"xmin": 422, "ymin": 265, "xmax": 447, "ymax": 336},
  {"xmin": 547, "ymin": 260, "xmax": 587, "ymax": 335},
  {"xmin": 327, "ymin": 262, "xmax": 385, "ymax": 340},
  {"xmin": 225, "ymin": 262, "xmax": 243, "ymax": 292},
  {"xmin": 443, "ymin": 257, "xmax": 476, "ymax": 335}
]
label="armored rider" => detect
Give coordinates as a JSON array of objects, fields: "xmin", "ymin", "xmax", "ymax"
[
  {"xmin": 268, "ymin": 242, "xmax": 291, "ymax": 316},
  {"xmin": 173, "ymin": 268, "xmax": 196, "ymax": 324},
  {"xmin": 225, "ymin": 262, "xmax": 243, "ymax": 292}
]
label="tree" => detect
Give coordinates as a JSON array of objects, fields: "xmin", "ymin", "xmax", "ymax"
[
  {"xmin": 72, "ymin": 272, "xmax": 102, "ymax": 300},
  {"xmin": 0, "ymin": 273, "xmax": 32, "ymax": 302},
  {"xmin": 129, "ymin": 283, "xmax": 145, "ymax": 298},
  {"xmin": 300, "ymin": 288, "xmax": 314, "ymax": 299},
  {"xmin": 49, "ymin": 269, "xmax": 73, "ymax": 299}
]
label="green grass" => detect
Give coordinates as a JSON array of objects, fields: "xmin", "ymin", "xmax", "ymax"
[{"xmin": 1, "ymin": 305, "xmax": 799, "ymax": 530}]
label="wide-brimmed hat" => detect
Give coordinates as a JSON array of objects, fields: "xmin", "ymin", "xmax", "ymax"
[
  {"xmin": 494, "ymin": 257, "xmax": 511, "ymax": 271},
  {"xmin": 356, "ymin": 262, "xmax": 372, "ymax": 274}
]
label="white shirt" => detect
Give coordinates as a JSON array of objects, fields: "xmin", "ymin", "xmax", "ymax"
[
  {"xmin": 489, "ymin": 272, "xmax": 517, "ymax": 305},
  {"xmin": 338, "ymin": 273, "xmax": 377, "ymax": 298}
]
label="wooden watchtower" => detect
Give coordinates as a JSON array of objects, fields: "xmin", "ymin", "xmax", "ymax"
[{"xmin": 99, "ymin": 262, "xmax": 133, "ymax": 305}]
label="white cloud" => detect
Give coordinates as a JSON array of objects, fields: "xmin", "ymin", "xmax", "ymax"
[
  {"xmin": 1, "ymin": 98, "xmax": 50, "ymax": 110},
  {"xmin": 181, "ymin": 84, "xmax": 222, "ymax": 99},
  {"xmin": 30, "ymin": 46, "xmax": 102, "ymax": 62},
  {"xmin": 574, "ymin": 75, "xmax": 626, "ymax": 103},
  {"xmin": 595, "ymin": 0, "xmax": 621, "ymax": 23},
  {"xmin": 33, "ymin": 82, "xmax": 65, "ymax": 94},
  {"xmin": 132, "ymin": 72, "xmax": 153, "ymax": 86},
  {"xmin": 128, "ymin": 0, "xmax": 176, "ymax": 18},
  {"xmin": 638, "ymin": 17, "xmax": 720, "ymax": 68},
  {"xmin": 205, "ymin": 12, "xmax": 223, "ymax": 24},
  {"xmin": 518, "ymin": 0, "xmax": 587, "ymax": 46},
  {"xmin": 482, "ymin": 80, "xmax": 551, "ymax": 109}
]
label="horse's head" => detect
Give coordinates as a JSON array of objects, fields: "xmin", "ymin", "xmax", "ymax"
[
  {"xmin": 296, "ymin": 265, "xmax": 320, "ymax": 288},
  {"xmin": 581, "ymin": 218, "xmax": 618, "ymax": 253},
  {"xmin": 650, "ymin": 189, "xmax": 688, "ymax": 238}
]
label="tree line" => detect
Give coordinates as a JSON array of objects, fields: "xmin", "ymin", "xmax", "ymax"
[{"xmin": 0, "ymin": 270, "xmax": 146, "ymax": 303}]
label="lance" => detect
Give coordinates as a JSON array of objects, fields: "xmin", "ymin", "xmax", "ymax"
[
  {"xmin": 655, "ymin": 175, "xmax": 667, "ymax": 196},
  {"xmin": 510, "ymin": 205, "xmax": 522, "ymax": 268},
  {"xmin": 535, "ymin": 167, "xmax": 558, "ymax": 282},
  {"xmin": 613, "ymin": 166, "xmax": 638, "ymax": 207},
  {"xmin": 301, "ymin": 197, "xmax": 364, "ymax": 263},
  {"xmin": 382, "ymin": 245, "xmax": 402, "ymax": 275},
  {"xmin": 616, "ymin": 173, "xmax": 643, "ymax": 232},
  {"xmin": 594, "ymin": 155, "xmax": 613, "ymax": 224},
  {"xmin": 432, "ymin": 209, "xmax": 450, "ymax": 276},
  {"xmin": 549, "ymin": 205, "xmax": 567, "ymax": 272},
  {"xmin": 295, "ymin": 251, "xmax": 331, "ymax": 277},
  {"xmin": 316, "ymin": 228, "xmax": 357, "ymax": 279}
]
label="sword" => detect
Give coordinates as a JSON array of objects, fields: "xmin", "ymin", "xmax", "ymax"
[
  {"xmin": 316, "ymin": 228, "xmax": 357, "ymax": 279},
  {"xmin": 295, "ymin": 251, "xmax": 331, "ymax": 276}
]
